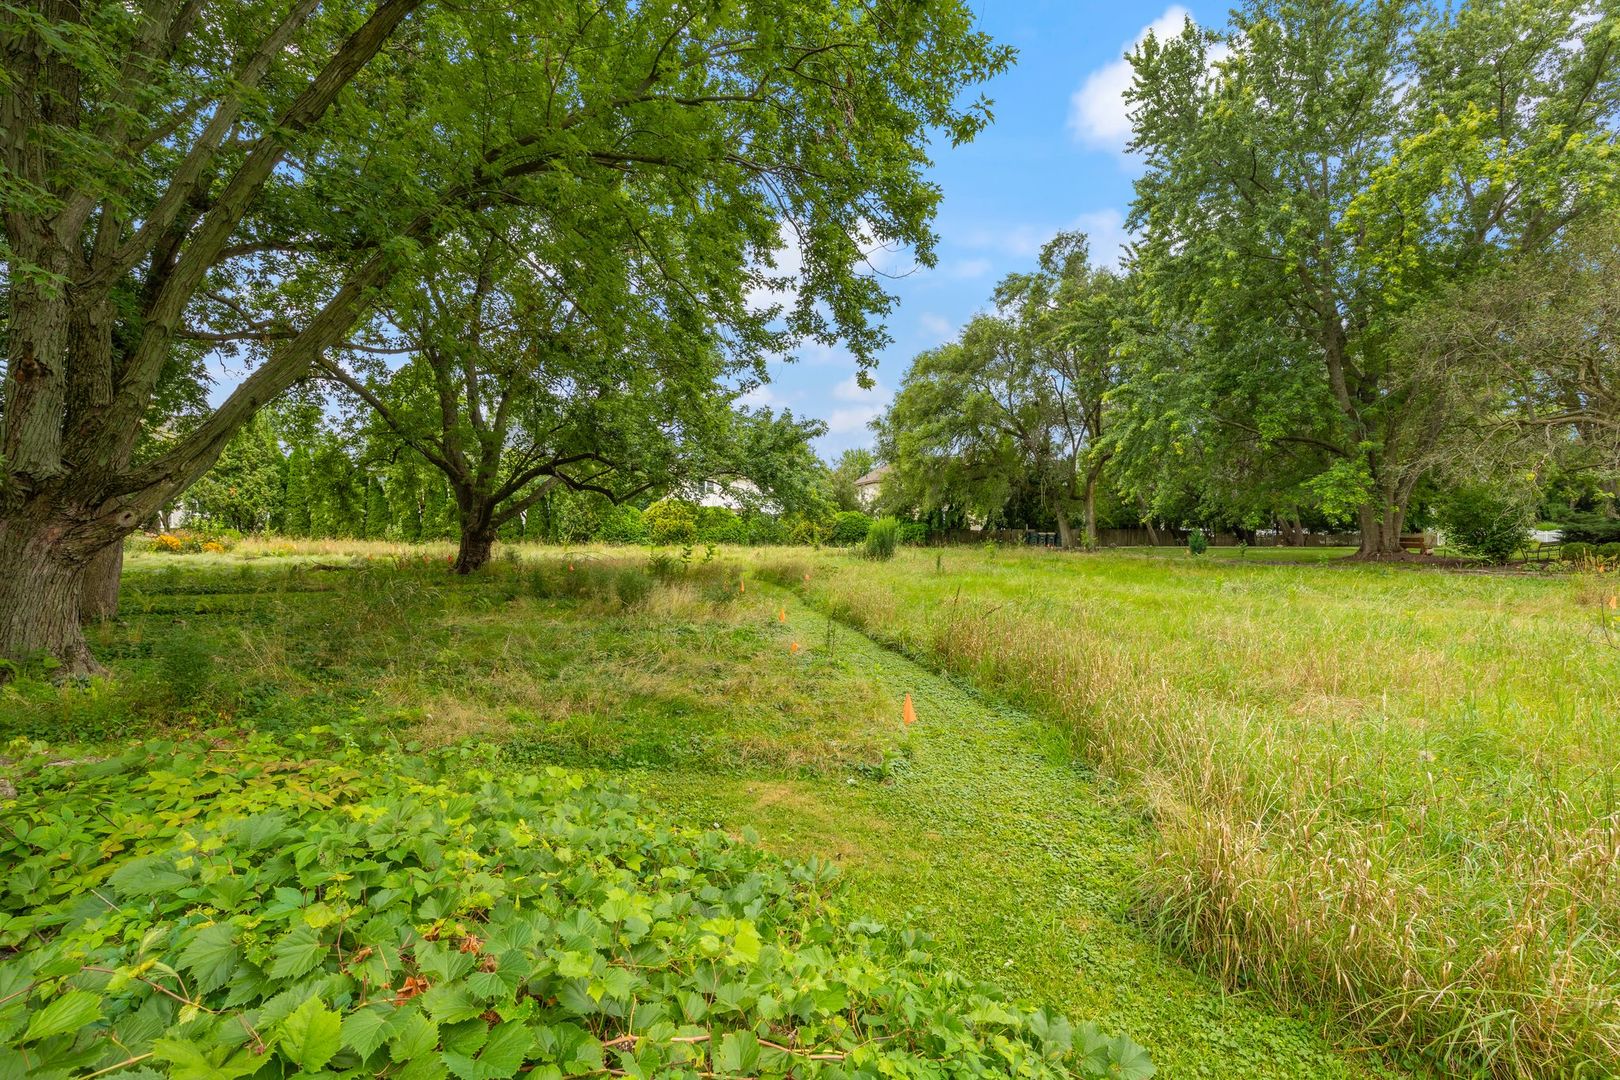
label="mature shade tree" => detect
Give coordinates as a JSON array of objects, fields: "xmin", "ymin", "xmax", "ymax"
[
  {"xmin": 1125, "ymin": 0, "xmax": 1620, "ymax": 556},
  {"xmin": 997, "ymin": 232, "xmax": 1124, "ymax": 548},
  {"xmin": 825, "ymin": 447, "xmax": 877, "ymax": 512},
  {"xmin": 1395, "ymin": 211, "xmax": 1620, "ymax": 490},
  {"xmin": 878, "ymin": 316, "xmax": 1042, "ymax": 535},
  {"xmin": 179, "ymin": 412, "xmax": 286, "ymax": 533},
  {"xmin": 0, "ymin": 0, "xmax": 1010, "ymax": 673},
  {"xmin": 324, "ymin": 225, "xmax": 830, "ymax": 571},
  {"xmin": 879, "ymin": 232, "xmax": 1124, "ymax": 548}
]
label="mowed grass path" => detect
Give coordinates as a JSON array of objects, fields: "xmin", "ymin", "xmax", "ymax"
[
  {"xmin": 646, "ymin": 593, "xmax": 1410, "ymax": 1080},
  {"xmin": 745, "ymin": 548, "xmax": 1620, "ymax": 1078}
]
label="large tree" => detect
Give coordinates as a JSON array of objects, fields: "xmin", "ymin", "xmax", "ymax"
[
  {"xmin": 0, "ymin": 0, "xmax": 1010, "ymax": 673},
  {"xmin": 1125, "ymin": 0, "xmax": 1620, "ymax": 555},
  {"xmin": 879, "ymin": 232, "xmax": 1123, "ymax": 548}
]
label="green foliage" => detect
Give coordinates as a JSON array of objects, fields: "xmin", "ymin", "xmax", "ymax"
[
  {"xmin": 1557, "ymin": 511, "xmax": 1620, "ymax": 546},
  {"xmin": 1600, "ymin": 543, "xmax": 1620, "ymax": 561},
  {"xmin": 1438, "ymin": 485, "xmax": 1533, "ymax": 564},
  {"xmin": 863, "ymin": 518, "xmax": 901, "ymax": 561},
  {"xmin": 898, "ymin": 522, "xmax": 930, "ymax": 546},
  {"xmin": 1186, "ymin": 529, "xmax": 1208, "ymax": 556},
  {"xmin": 1561, "ymin": 542, "xmax": 1594, "ymax": 562},
  {"xmin": 643, "ymin": 500, "xmax": 698, "ymax": 548},
  {"xmin": 696, "ymin": 507, "xmax": 747, "ymax": 545},
  {"xmin": 597, "ymin": 505, "xmax": 648, "ymax": 546},
  {"xmin": 0, "ymin": 731, "xmax": 1147, "ymax": 1080},
  {"xmin": 828, "ymin": 512, "xmax": 873, "ymax": 546}
]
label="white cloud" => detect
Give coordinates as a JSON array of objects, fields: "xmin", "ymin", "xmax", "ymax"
[
  {"xmin": 1068, "ymin": 6, "xmax": 1195, "ymax": 155},
  {"xmin": 946, "ymin": 257, "xmax": 993, "ymax": 280},
  {"xmin": 955, "ymin": 209, "xmax": 1136, "ymax": 270},
  {"xmin": 823, "ymin": 371, "xmax": 891, "ymax": 435},
  {"xmin": 824, "ymin": 404, "xmax": 886, "ymax": 436},
  {"xmin": 918, "ymin": 312, "xmax": 956, "ymax": 343},
  {"xmin": 1072, "ymin": 208, "xmax": 1133, "ymax": 268},
  {"xmin": 736, "ymin": 383, "xmax": 790, "ymax": 410}
]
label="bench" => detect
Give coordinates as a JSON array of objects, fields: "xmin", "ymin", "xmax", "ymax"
[{"xmin": 1398, "ymin": 533, "xmax": 1432, "ymax": 555}]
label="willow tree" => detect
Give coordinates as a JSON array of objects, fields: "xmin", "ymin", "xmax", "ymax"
[
  {"xmin": 879, "ymin": 232, "xmax": 1123, "ymax": 548},
  {"xmin": 1126, "ymin": 0, "xmax": 1620, "ymax": 556},
  {"xmin": 0, "ymin": 0, "xmax": 1010, "ymax": 673}
]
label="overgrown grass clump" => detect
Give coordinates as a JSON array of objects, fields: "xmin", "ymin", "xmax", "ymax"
[
  {"xmin": 0, "ymin": 729, "xmax": 1151, "ymax": 1079},
  {"xmin": 759, "ymin": 547, "xmax": 1620, "ymax": 1078},
  {"xmin": 0, "ymin": 553, "xmax": 897, "ymax": 776}
]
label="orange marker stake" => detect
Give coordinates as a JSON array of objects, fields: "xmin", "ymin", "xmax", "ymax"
[
  {"xmin": 568, "ymin": 562, "xmax": 575, "ymax": 572},
  {"xmin": 789, "ymin": 641, "xmax": 800, "ymax": 655},
  {"xmin": 902, "ymin": 693, "xmax": 916, "ymax": 726},
  {"xmin": 739, "ymin": 578, "xmax": 746, "ymax": 594},
  {"xmin": 778, "ymin": 606, "xmax": 787, "ymax": 623}
]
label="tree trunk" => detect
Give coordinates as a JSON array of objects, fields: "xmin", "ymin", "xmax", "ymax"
[
  {"xmin": 1082, "ymin": 469, "xmax": 1102, "ymax": 551},
  {"xmin": 1355, "ymin": 495, "xmax": 1407, "ymax": 557},
  {"xmin": 454, "ymin": 528, "xmax": 495, "ymax": 573},
  {"xmin": 0, "ymin": 513, "xmax": 105, "ymax": 678},
  {"xmin": 80, "ymin": 544, "xmax": 123, "ymax": 623},
  {"xmin": 1053, "ymin": 507, "xmax": 1076, "ymax": 550}
]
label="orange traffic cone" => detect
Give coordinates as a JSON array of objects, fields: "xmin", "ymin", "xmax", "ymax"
[{"xmin": 902, "ymin": 693, "xmax": 916, "ymax": 726}]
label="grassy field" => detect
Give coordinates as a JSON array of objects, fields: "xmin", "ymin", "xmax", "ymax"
[
  {"xmin": 751, "ymin": 545, "xmax": 1620, "ymax": 1078},
  {"xmin": 0, "ymin": 543, "xmax": 1423, "ymax": 1079}
]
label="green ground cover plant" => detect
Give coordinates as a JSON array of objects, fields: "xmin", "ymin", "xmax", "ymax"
[
  {"xmin": 2, "ymin": 727, "xmax": 1151, "ymax": 1080},
  {"xmin": 2, "ymin": 545, "xmax": 1417, "ymax": 1079},
  {"xmin": 755, "ymin": 546, "xmax": 1620, "ymax": 1078}
]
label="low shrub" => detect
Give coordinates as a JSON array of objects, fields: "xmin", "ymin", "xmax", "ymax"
[
  {"xmin": 696, "ymin": 506, "xmax": 748, "ymax": 545},
  {"xmin": 1187, "ymin": 529, "xmax": 1208, "ymax": 556},
  {"xmin": 898, "ymin": 522, "xmax": 930, "ymax": 546},
  {"xmin": 828, "ymin": 511, "xmax": 872, "ymax": 546},
  {"xmin": 1561, "ymin": 541, "xmax": 1594, "ymax": 563},
  {"xmin": 643, "ymin": 499, "xmax": 698, "ymax": 547},
  {"xmin": 1438, "ymin": 484, "xmax": 1533, "ymax": 564},
  {"xmin": 863, "ymin": 516, "xmax": 901, "ymax": 560},
  {"xmin": 1599, "ymin": 542, "xmax": 1620, "ymax": 561},
  {"xmin": 149, "ymin": 529, "xmax": 242, "ymax": 554},
  {"xmin": 0, "ymin": 732, "xmax": 1148, "ymax": 1079}
]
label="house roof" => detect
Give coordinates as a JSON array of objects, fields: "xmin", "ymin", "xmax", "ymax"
[{"xmin": 855, "ymin": 463, "xmax": 891, "ymax": 487}]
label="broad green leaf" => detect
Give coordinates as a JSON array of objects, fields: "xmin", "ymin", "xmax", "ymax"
[
  {"xmin": 177, "ymin": 922, "xmax": 239, "ymax": 993},
  {"xmin": 267, "ymin": 923, "xmax": 326, "ymax": 980},
  {"xmin": 152, "ymin": 1037, "xmax": 260, "ymax": 1080},
  {"xmin": 391, "ymin": 1012, "xmax": 440, "ymax": 1060},
  {"xmin": 23, "ymin": 989, "xmax": 101, "ymax": 1042},
  {"xmin": 341, "ymin": 1004, "xmax": 393, "ymax": 1060},
  {"xmin": 712, "ymin": 1030, "xmax": 759, "ymax": 1075},
  {"xmin": 444, "ymin": 1020, "xmax": 531, "ymax": 1080},
  {"xmin": 279, "ymin": 995, "xmax": 342, "ymax": 1071}
]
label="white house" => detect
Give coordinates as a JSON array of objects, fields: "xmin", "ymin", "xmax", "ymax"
[{"xmin": 854, "ymin": 464, "xmax": 890, "ymax": 508}]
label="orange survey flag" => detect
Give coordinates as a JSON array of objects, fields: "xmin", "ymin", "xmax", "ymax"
[{"xmin": 902, "ymin": 693, "xmax": 916, "ymax": 726}]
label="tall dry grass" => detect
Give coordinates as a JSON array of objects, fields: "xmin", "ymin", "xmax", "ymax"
[{"xmin": 758, "ymin": 548, "xmax": 1620, "ymax": 1077}]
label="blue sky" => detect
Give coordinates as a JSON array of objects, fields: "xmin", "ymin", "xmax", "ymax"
[{"xmin": 750, "ymin": 2, "xmax": 1227, "ymax": 460}]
